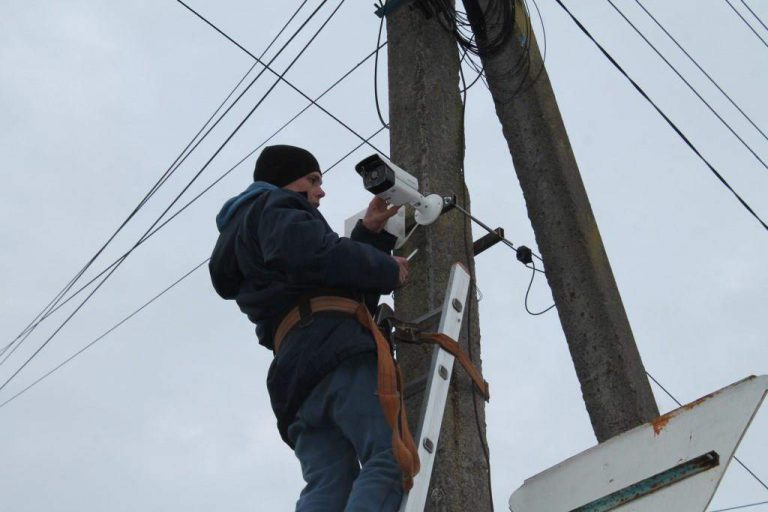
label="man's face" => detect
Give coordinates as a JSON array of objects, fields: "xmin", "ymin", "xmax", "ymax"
[{"xmin": 283, "ymin": 171, "xmax": 325, "ymax": 208}]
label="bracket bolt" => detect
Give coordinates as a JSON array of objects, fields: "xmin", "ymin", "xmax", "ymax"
[
  {"xmin": 423, "ymin": 438, "xmax": 434, "ymax": 453},
  {"xmin": 438, "ymin": 365, "xmax": 448, "ymax": 380},
  {"xmin": 452, "ymin": 298, "xmax": 463, "ymax": 312}
]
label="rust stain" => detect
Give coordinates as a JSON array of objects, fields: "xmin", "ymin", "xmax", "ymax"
[
  {"xmin": 650, "ymin": 388, "xmax": 721, "ymax": 436},
  {"xmin": 651, "ymin": 413, "xmax": 673, "ymax": 436}
]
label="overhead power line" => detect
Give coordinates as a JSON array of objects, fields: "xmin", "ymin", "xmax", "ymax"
[
  {"xmin": 724, "ymin": 0, "xmax": 768, "ymax": 49},
  {"xmin": 177, "ymin": 0, "xmax": 388, "ymax": 157},
  {"xmin": 710, "ymin": 500, "xmax": 768, "ymax": 512},
  {"xmin": 631, "ymin": 0, "xmax": 768, "ymax": 148},
  {"xmin": 740, "ymin": 0, "xmax": 768, "ymax": 33},
  {"xmin": 0, "ymin": 126, "xmax": 388, "ymax": 411},
  {"xmin": 553, "ymin": 0, "xmax": 768, "ymax": 232},
  {"xmin": 0, "ymin": 41, "xmax": 389, "ymax": 355},
  {"xmin": 0, "ymin": 0, "xmax": 345, "ymax": 394},
  {"xmin": 0, "ymin": 260, "xmax": 209, "ymax": 410},
  {"xmin": 1, "ymin": 0, "xmax": 314, "ymax": 366},
  {"xmin": 608, "ymin": 0, "xmax": 768, "ymax": 175}
]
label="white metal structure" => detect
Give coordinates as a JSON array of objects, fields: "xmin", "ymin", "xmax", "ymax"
[
  {"xmin": 508, "ymin": 375, "xmax": 768, "ymax": 512},
  {"xmin": 399, "ymin": 263, "xmax": 471, "ymax": 512},
  {"xmin": 344, "ymin": 206, "xmax": 406, "ymax": 247}
]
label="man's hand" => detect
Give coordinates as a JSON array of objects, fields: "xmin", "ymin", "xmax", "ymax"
[
  {"xmin": 392, "ymin": 256, "xmax": 410, "ymax": 287},
  {"xmin": 362, "ymin": 197, "xmax": 401, "ymax": 234}
]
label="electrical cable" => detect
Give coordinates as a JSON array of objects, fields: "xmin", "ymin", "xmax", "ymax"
[
  {"xmin": 724, "ymin": 0, "xmax": 768, "ymax": 49},
  {"xmin": 646, "ymin": 372, "xmax": 768, "ymax": 494},
  {"xmin": 177, "ymin": 0, "xmax": 388, "ymax": 157},
  {"xmin": 710, "ymin": 499, "xmax": 768, "ymax": 512},
  {"xmin": 523, "ymin": 259, "xmax": 556, "ymax": 315},
  {"xmin": 374, "ymin": 11, "xmax": 389, "ymax": 129},
  {"xmin": 452, "ymin": 202, "xmax": 546, "ymax": 272},
  {"xmin": 0, "ymin": 128, "xmax": 388, "ymax": 410},
  {"xmin": 632, "ymin": 0, "xmax": 768, "ymax": 147},
  {"xmin": 0, "ymin": 0, "xmax": 313, "ymax": 367},
  {"xmin": 0, "ymin": 0, "xmax": 345, "ymax": 393},
  {"xmin": 741, "ymin": 0, "xmax": 768, "ymax": 33},
  {"xmin": 553, "ymin": 0, "xmax": 768, "ymax": 232},
  {"xmin": 0, "ymin": 260, "xmax": 209, "ymax": 411},
  {"xmin": 608, "ymin": 0, "xmax": 768, "ymax": 175},
  {"xmin": 1, "ymin": 43, "xmax": 390, "ymax": 357}
]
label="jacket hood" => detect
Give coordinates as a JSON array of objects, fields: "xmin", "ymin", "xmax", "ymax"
[{"xmin": 216, "ymin": 181, "xmax": 278, "ymax": 232}]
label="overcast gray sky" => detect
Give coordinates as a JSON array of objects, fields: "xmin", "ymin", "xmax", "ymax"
[{"xmin": 1, "ymin": 0, "xmax": 767, "ymax": 510}]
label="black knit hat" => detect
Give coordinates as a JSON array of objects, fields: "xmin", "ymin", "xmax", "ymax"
[{"xmin": 253, "ymin": 145, "xmax": 320, "ymax": 187}]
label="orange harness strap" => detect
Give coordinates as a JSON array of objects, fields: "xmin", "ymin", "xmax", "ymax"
[
  {"xmin": 417, "ymin": 333, "xmax": 490, "ymax": 401},
  {"xmin": 274, "ymin": 297, "xmax": 420, "ymax": 490},
  {"xmin": 354, "ymin": 304, "xmax": 420, "ymax": 491},
  {"xmin": 273, "ymin": 299, "xmax": 491, "ymax": 490}
]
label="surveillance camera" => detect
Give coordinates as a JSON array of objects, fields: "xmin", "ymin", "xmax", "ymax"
[{"xmin": 355, "ymin": 154, "xmax": 444, "ymax": 225}]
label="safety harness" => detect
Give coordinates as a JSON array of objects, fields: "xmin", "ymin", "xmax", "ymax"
[{"xmin": 273, "ymin": 296, "xmax": 489, "ymax": 491}]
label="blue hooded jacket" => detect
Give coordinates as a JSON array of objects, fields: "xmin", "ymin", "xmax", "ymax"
[{"xmin": 209, "ymin": 184, "xmax": 399, "ymax": 445}]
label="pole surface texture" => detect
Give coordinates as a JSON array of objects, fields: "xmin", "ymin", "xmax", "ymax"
[
  {"xmin": 465, "ymin": 0, "xmax": 659, "ymax": 442},
  {"xmin": 387, "ymin": 4, "xmax": 493, "ymax": 510}
]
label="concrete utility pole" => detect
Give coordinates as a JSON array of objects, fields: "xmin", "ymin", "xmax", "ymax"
[
  {"xmin": 463, "ymin": 0, "xmax": 659, "ymax": 442},
  {"xmin": 387, "ymin": 4, "xmax": 492, "ymax": 511}
]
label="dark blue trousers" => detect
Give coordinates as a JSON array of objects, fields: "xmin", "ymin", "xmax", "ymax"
[{"xmin": 287, "ymin": 353, "xmax": 404, "ymax": 511}]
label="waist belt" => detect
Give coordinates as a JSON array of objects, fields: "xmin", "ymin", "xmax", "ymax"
[{"xmin": 274, "ymin": 296, "xmax": 490, "ymax": 491}]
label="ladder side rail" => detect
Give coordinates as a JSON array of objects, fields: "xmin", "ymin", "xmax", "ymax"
[{"xmin": 399, "ymin": 263, "xmax": 471, "ymax": 512}]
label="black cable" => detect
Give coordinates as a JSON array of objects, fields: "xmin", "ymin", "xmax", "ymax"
[
  {"xmin": 0, "ymin": 0, "xmax": 313, "ymax": 367},
  {"xmin": 725, "ymin": 0, "xmax": 768, "ymax": 49},
  {"xmin": 553, "ymin": 0, "xmax": 768, "ymax": 232},
  {"xmin": 710, "ymin": 500, "xmax": 768, "ymax": 512},
  {"xmin": 0, "ymin": 260, "xmax": 209, "ymax": 410},
  {"xmin": 452, "ymin": 202, "xmax": 546, "ymax": 272},
  {"xmin": 0, "ymin": 0, "xmax": 344, "ymax": 393},
  {"xmin": 374, "ymin": 11, "xmax": 389, "ymax": 129},
  {"xmin": 177, "ymin": 0, "xmax": 388, "ymax": 157},
  {"xmin": 633, "ymin": 0, "xmax": 768, "ymax": 147},
  {"xmin": 524, "ymin": 259, "xmax": 555, "ymax": 315},
  {"xmin": 0, "ymin": 127, "xmax": 388, "ymax": 410},
  {"xmin": 741, "ymin": 0, "xmax": 768, "ymax": 33},
  {"xmin": 646, "ymin": 372, "xmax": 768, "ymax": 493},
  {"xmin": 608, "ymin": 0, "xmax": 768, "ymax": 174},
  {"xmin": 1, "ymin": 42, "xmax": 390, "ymax": 350}
]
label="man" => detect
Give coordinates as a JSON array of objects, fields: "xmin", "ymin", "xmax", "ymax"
[{"xmin": 209, "ymin": 144, "xmax": 411, "ymax": 511}]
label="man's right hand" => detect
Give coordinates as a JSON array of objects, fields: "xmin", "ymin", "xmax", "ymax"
[{"xmin": 393, "ymin": 256, "xmax": 410, "ymax": 287}]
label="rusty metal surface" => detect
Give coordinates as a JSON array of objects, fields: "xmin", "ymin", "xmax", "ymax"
[{"xmin": 509, "ymin": 375, "xmax": 768, "ymax": 512}]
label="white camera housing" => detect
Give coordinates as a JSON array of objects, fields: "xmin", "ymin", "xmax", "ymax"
[{"xmin": 355, "ymin": 153, "xmax": 444, "ymax": 226}]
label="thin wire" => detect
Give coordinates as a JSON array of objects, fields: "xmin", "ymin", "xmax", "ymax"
[
  {"xmin": 741, "ymin": 1, "xmax": 768, "ymax": 33},
  {"xmin": 452, "ymin": 202, "xmax": 546, "ymax": 272},
  {"xmin": 0, "ymin": 260, "xmax": 209, "ymax": 410},
  {"xmin": 0, "ymin": 0, "xmax": 344, "ymax": 393},
  {"xmin": 608, "ymin": 0, "xmax": 768, "ymax": 174},
  {"xmin": 633, "ymin": 0, "xmax": 768, "ymax": 147},
  {"xmin": 374, "ymin": 11, "xmax": 389, "ymax": 129},
  {"xmin": 177, "ymin": 0, "xmax": 388, "ymax": 157},
  {"xmin": 524, "ymin": 259, "xmax": 556, "ymax": 315},
  {"xmin": 2, "ymin": 0, "xmax": 324, "ymax": 366},
  {"xmin": 646, "ymin": 372, "xmax": 768, "ymax": 493},
  {"xmin": 724, "ymin": 0, "xmax": 768, "ymax": 49},
  {"xmin": 0, "ymin": 0, "xmax": 312, "ymax": 367},
  {"xmin": 4, "ymin": 43, "xmax": 389, "ymax": 344},
  {"xmin": 0, "ymin": 129, "xmax": 388, "ymax": 410},
  {"xmin": 710, "ymin": 500, "xmax": 768, "ymax": 512},
  {"xmin": 553, "ymin": 0, "xmax": 768, "ymax": 232}
]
